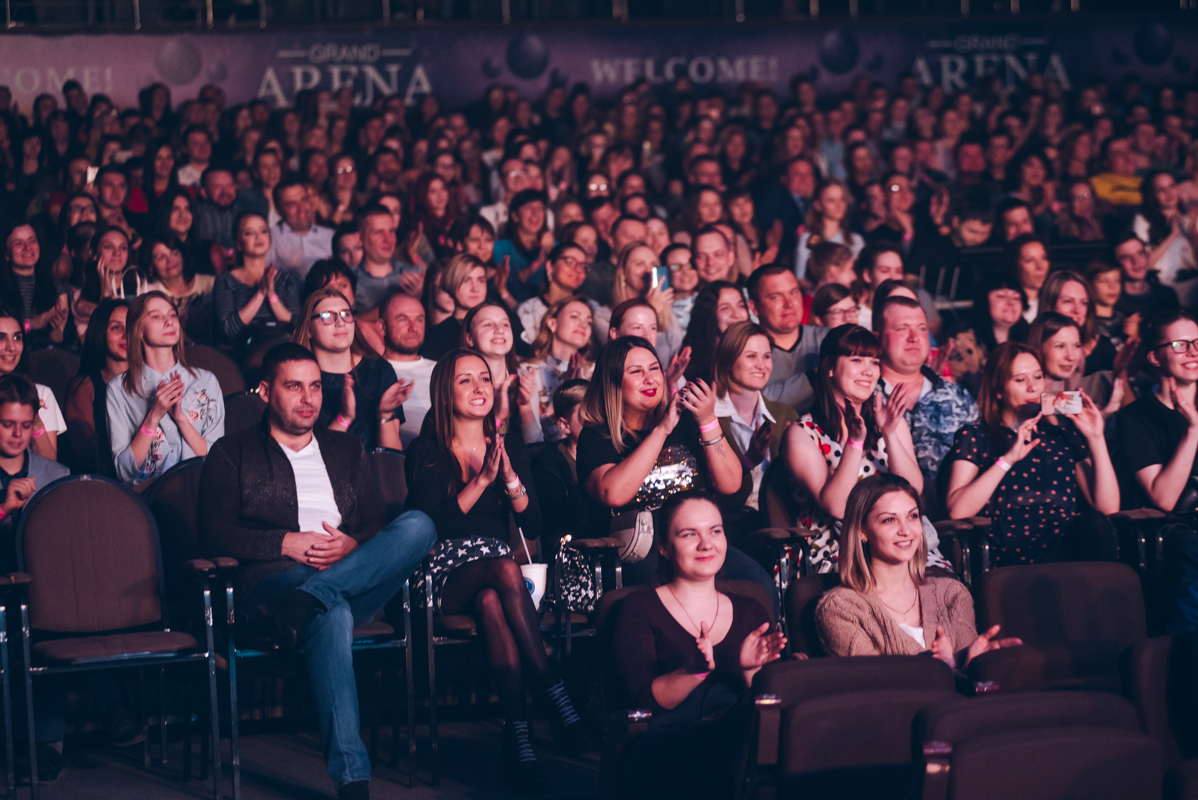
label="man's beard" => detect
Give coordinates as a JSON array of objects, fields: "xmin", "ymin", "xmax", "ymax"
[
  {"xmin": 275, "ymin": 410, "xmax": 317, "ymax": 437},
  {"xmin": 386, "ymin": 336, "xmax": 421, "ymax": 356}
]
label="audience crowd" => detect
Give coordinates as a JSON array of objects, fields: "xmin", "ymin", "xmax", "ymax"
[{"xmin": 2, "ymin": 65, "xmax": 1198, "ymax": 798}]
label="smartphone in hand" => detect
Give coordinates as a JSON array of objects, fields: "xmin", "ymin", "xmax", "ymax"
[
  {"xmin": 1041, "ymin": 390, "xmax": 1082, "ymax": 416},
  {"xmin": 651, "ymin": 265, "xmax": 671, "ymax": 291}
]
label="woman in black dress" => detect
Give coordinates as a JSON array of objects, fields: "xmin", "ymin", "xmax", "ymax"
[
  {"xmin": 291, "ymin": 286, "xmax": 407, "ymax": 451},
  {"xmin": 404, "ymin": 348, "xmax": 583, "ymax": 792}
]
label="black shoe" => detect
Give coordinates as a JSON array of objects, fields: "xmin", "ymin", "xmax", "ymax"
[
  {"xmin": 15, "ymin": 743, "xmax": 63, "ymax": 785},
  {"xmin": 545, "ymin": 680, "xmax": 588, "ymax": 756},
  {"xmin": 503, "ymin": 721, "xmax": 550, "ymax": 794},
  {"xmin": 103, "ymin": 702, "xmax": 147, "ymax": 747},
  {"xmin": 337, "ymin": 780, "xmax": 369, "ymax": 800},
  {"xmin": 252, "ymin": 589, "xmax": 327, "ymax": 650}
]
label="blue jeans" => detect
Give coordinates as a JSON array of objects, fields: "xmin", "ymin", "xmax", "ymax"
[{"xmin": 243, "ymin": 511, "xmax": 437, "ymax": 789}]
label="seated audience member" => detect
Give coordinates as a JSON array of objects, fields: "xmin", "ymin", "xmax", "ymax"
[
  {"xmin": 1114, "ymin": 231, "xmax": 1180, "ymax": 324},
  {"xmin": 1029, "ymin": 312, "xmax": 1123, "ymax": 416},
  {"xmin": 855, "ymin": 243, "xmax": 915, "ymax": 333},
  {"xmin": 532, "ymin": 379, "xmax": 591, "ymax": 560},
  {"xmin": 994, "ymin": 197, "xmax": 1035, "ymax": 243},
  {"xmin": 292, "ymin": 287, "xmax": 407, "ymax": 452},
  {"xmin": 199, "ymin": 343, "xmax": 436, "ymax": 800},
  {"xmin": 1006, "ymin": 234, "xmax": 1051, "ymax": 322},
  {"xmin": 3, "ymin": 222, "xmax": 69, "ymax": 351},
  {"xmin": 1037, "ymin": 269, "xmax": 1122, "ymax": 376},
  {"xmin": 711, "ymin": 322, "xmax": 798, "ymax": 519},
  {"xmin": 333, "ymin": 223, "xmax": 364, "ymax": 269},
  {"xmin": 1090, "ymin": 136, "xmax": 1143, "ymax": 207},
  {"xmin": 143, "ymin": 234, "xmax": 215, "ymax": 341},
  {"xmin": 1055, "ymin": 178, "xmax": 1109, "ymax": 243},
  {"xmin": 266, "ymin": 177, "xmax": 334, "ymax": 281},
  {"xmin": 107, "ymin": 291, "xmax": 225, "ymax": 485},
  {"xmin": 795, "ymin": 178, "xmax": 865, "ymax": 281},
  {"xmin": 681, "ymin": 281, "xmax": 750, "ymax": 383},
  {"xmin": 816, "ymin": 474, "xmax": 1020, "ymax": 663},
  {"xmin": 493, "ymin": 189, "xmax": 553, "ymax": 302},
  {"xmin": 612, "ymin": 492, "xmax": 785, "ymax": 800},
  {"xmin": 420, "ymin": 253, "xmax": 489, "ymax": 361},
  {"xmin": 809, "ymin": 283, "xmax": 859, "ymax": 328},
  {"xmin": 908, "ymin": 191, "xmax": 992, "ymax": 304},
  {"xmin": 597, "ymin": 241, "xmax": 683, "ymax": 365},
  {"xmin": 522, "ymin": 297, "xmax": 595, "ymax": 443},
  {"xmin": 0, "ymin": 374, "xmax": 70, "ymax": 566},
  {"xmin": 213, "ymin": 212, "xmax": 300, "ymax": 346},
  {"xmin": 64, "ymin": 299, "xmax": 128, "ymax": 474},
  {"xmin": 661, "ymin": 244, "xmax": 699, "ymax": 331},
  {"xmin": 876, "ymin": 295, "xmax": 979, "ymax": 512},
  {"xmin": 576, "ymin": 337, "xmax": 777, "ymax": 607},
  {"xmin": 967, "ymin": 272, "xmax": 1030, "ymax": 353},
  {"xmin": 378, "ymin": 291, "xmax": 436, "ymax": 447},
  {"xmin": 301, "ymin": 258, "xmax": 358, "ymax": 305},
  {"xmin": 461, "ymin": 302, "xmax": 538, "ymax": 438},
  {"xmin": 352, "ymin": 204, "xmax": 419, "ymax": 314},
  {"xmin": 1087, "ymin": 260, "xmax": 1136, "ymax": 355},
  {"xmin": 517, "ymin": 243, "xmax": 592, "ymax": 344},
  {"xmin": 0, "ymin": 309, "xmax": 68, "ymax": 461},
  {"xmin": 692, "ymin": 225, "xmax": 739, "ymax": 287},
  {"xmin": 404, "ymin": 349, "xmax": 584, "ymax": 791},
  {"xmin": 68, "ymin": 226, "xmax": 136, "ymax": 343},
  {"xmin": 748, "ymin": 265, "xmax": 829, "ymax": 412},
  {"xmin": 946, "ymin": 342, "xmax": 1120, "ymax": 566},
  {"xmin": 804, "ymin": 241, "xmax": 856, "ymax": 300},
  {"xmin": 781, "ymin": 325, "xmax": 928, "ymax": 573}
]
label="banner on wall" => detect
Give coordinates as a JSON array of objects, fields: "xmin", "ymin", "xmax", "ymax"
[{"xmin": 0, "ymin": 18, "xmax": 1193, "ymax": 113}]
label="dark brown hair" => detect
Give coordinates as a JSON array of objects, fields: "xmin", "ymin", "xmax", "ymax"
[
  {"xmin": 811, "ymin": 325, "xmax": 883, "ymax": 453},
  {"xmin": 977, "ymin": 342, "xmax": 1043, "ymax": 431}
]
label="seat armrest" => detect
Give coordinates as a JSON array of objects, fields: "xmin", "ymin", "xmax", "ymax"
[
  {"xmin": 210, "ymin": 557, "xmax": 239, "ymax": 575},
  {"xmin": 569, "ymin": 537, "xmax": 623, "ymax": 552},
  {"xmin": 921, "ymin": 741, "xmax": 952, "ymax": 800},
  {"xmin": 185, "ymin": 559, "xmax": 217, "ymax": 575},
  {"xmin": 0, "ymin": 573, "xmax": 32, "ymax": 588},
  {"xmin": 755, "ymin": 693, "xmax": 782, "ymax": 766}
]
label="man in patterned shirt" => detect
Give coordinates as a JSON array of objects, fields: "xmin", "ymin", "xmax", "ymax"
[{"xmin": 876, "ymin": 295, "xmax": 979, "ymax": 517}]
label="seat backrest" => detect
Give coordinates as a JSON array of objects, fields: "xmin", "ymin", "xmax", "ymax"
[
  {"xmin": 27, "ymin": 347, "xmax": 80, "ymax": 411},
  {"xmin": 947, "ymin": 727, "xmax": 1163, "ymax": 800},
  {"xmin": 369, "ymin": 448, "xmax": 407, "ymax": 520},
  {"xmin": 1121, "ymin": 634, "xmax": 1197, "ymax": 765},
  {"xmin": 978, "ymin": 562, "xmax": 1146, "ymax": 647},
  {"xmin": 222, "ymin": 390, "xmax": 267, "ymax": 436},
  {"xmin": 184, "ymin": 345, "xmax": 245, "ymax": 395},
  {"xmin": 754, "ymin": 653, "xmax": 955, "ymax": 705},
  {"xmin": 147, "ymin": 457, "xmax": 206, "ymax": 577},
  {"xmin": 785, "ymin": 572, "xmax": 841, "ymax": 656},
  {"xmin": 719, "ymin": 579, "xmax": 776, "ymax": 627},
  {"xmin": 761, "ymin": 460, "xmax": 797, "ymax": 529},
  {"xmin": 916, "ymin": 691, "xmax": 1140, "ymax": 749},
  {"xmin": 594, "ymin": 586, "xmax": 649, "ymax": 714},
  {"xmin": 17, "ymin": 476, "xmax": 164, "ymax": 633}
]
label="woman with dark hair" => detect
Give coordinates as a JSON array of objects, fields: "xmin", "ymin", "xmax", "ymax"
[
  {"xmin": 945, "ymin": 342, "xmax": 1119, "ymax": 566},
  {"xmin": 780, "ymin": 325, "xmax": 924, "ymax": 573},
  {"xmin": 409, "ymin": 172, "xmax": 459, "ymax": 260},
  {"xmin": 1004, "ymin": 233, "xmax": 1050, "ymax": 322},
  {"xmin": 133, "ymin": 139, "xmax": 178, "ymax": 218},
  {"xmin": 809, "ymin": 284, "xmax": 859, "ymax": 328},
  {"xmin": 1037, "ymin": 269, "xmax": 1128, "ymax": 376},
  {"xmin": 816, "ymin": 474, "xmax": 1020, "ymax": 661},
  {"xmin": 1134, "ymin": 170, "xmax": 1198, "ymax": 305},
  {"xmin": 11, "ymin": 129, "xmax": 55, "ymax": 211},
  {"xmin": 144, "ymin": 234, "xmax": 214, "ymax": 342},
  {"xmin": 106, "ymin": 291, "xmax": 224, "ymax": 485},
  {"xmin": 461, "ymin": 301, "xmax": 539, "ymax": 437},
  {"xmin": 1028, "ymin": 311, "xmax": 1125, "ymax": 418},
  {"xmin": 967, "ymin": 272, "xmax": 1030, "ymax": 354},
  {"xmin": 64, "ymin": 298, "xmax": 129, "ymax": 474},
  {"xmin": 69, "ymin": 226, "xmax": 145, "ymax": 341},
  {"xmin": 422, "ymin": 253, "xmax": 490, "ymax": 361},
  {"xmin": 1004, "ymin": 148, "xmax": 1056, "ymax": 228},
  {"xmin": 301, "ymin": 258, "xmax": 357, "ymax": 305},
  {"xmin": 291, "ymin": 286, "xmax": 407, "ymax": 452},
  {"xmin": 0, "ymin": 308, "xmax": 67, "ymax": 460},
  {"xmin": 213, "ymin": 212, "xmax": 300, "ymax": 345},
  {"xmin": 612, "ymin": 492, "xmax": 784, "ymax": 800},
  {"xmin": 153, "ymin": 188, "xmax": 209, "ymax": 275},
  {"xmin": 1, "ymin": 221, "xmax": 68, "ymax": 348},
  {"xmin": 681, "ymin": 281, "xmax": 750, "ymax": 383},
  {"xmin": 404, "ymin": 348, "xmax": 582, "ymax": 792},
  {"xmin": 493, "ymin": 189, "xmax": 553, "ymax": 303}
]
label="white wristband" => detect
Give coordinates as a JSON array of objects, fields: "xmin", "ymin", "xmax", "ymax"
[
  {"xmin": 506, "ymin": 478, "xmax": 521, "ymax": 490},
  {"xmin": 995, "ymin": 457, "xmax": 1012, "ymax": 472}
]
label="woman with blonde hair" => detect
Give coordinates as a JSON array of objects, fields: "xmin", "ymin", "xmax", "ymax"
[
  {"xmin": 292, "ymin": 286, "xmax": 408, "ymax": 451},
  {"xmin": 520, "ymin": 296, "xmax": 594, "ymax": 443},
  {"xmin": 106, "ymin": 291, "xmax": 225, "ymax": 485},
  {"xmin": 816, "ymin": 474, "xmax": 1021, "ymax": 664},
  {"xmin": 597, "ymin": 241, "xmax": 683, "ymax": 365},
  {"xmin": 422, "ymin": 252, "xmax": 490, "ymax": 360}
]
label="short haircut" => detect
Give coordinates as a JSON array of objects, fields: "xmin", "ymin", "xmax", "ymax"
[
  {"xmin": 272, "ymin": 175, "xmax": 308, "ymax": 211},
  {"xmin": 261, "ymin": 343, "xmax": 319, "ymax": 385},
  {"xmin": 693, "ymin": 224, "xmax": 730, "ymax": 249},
  {"xmin": 0, "ymin": 374, "xmax": 38, "ymax": 411},
  {"xmin": 745, "ymin": 264, "xmax": 792, "ymax": 304},
  {"xmin": 302, "ymin": 258, "xmax": 357, "ymax": 303},
  {"xmin": 182, "ymin": 124, "xmax": 211, "ymax": 144},
  {"xmin": 995, "ymin": 197, "xmax": 1030, "ymax": 221},
  {"xmin": 807, "ymin": 241, "xmax": 853, "ymax": 284},
  {"xmin": 611, "ymin": 214, "xmax": 646, "ymax": 240},
  {"xmin": 547, "ymin": 242, "xmax": 585, "ymax": 262},
  {"xmin": 552, "ymin": 378, "xmax": 589, "ymax": 420},
  {"xmin": 508, "ymin": 189, "xmax": 548, "ymax": 215},
  {"xmin": 876, "ymin": 295, "xmax": 924, "ymax": 332},
  {"xmin": 856, "ymin": 243, "xmax": 903, "ymax": 278},
  {"xmin": 200, "ymin": 166, "xmax": 232, "ymax": 188},
  {"xmin": 96, "ymin": 164, "xmax": 127, "ymax": 186},
  {"xmin": 354, "ymin": 203, "xmax": 393, "ymax": 232}
]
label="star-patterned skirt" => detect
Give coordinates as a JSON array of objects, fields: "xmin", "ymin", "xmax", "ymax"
[{"xmin": 425, "ymin": 536, "xmax": 513, "ymax": 612}]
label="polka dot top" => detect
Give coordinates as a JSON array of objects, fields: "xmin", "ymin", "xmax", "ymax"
[
  {"xmin": 948, "ymin": 420, "xmax": 1091, "ymax": 567},
  {"xmin": 792, "ymin": 414, "xmax": 889, "ymax": 574}
]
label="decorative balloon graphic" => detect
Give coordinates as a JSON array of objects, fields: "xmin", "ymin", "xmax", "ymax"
[
  {"xmin": 818, "ymin": 29, "xmax": 859, "ymax": 75},
  {"xmin": 156, "ymin": 37, "xmax": 203, "ymax": 86},
  {"xmin": 1133, "ymin": 22, "xmax": 1172, "ymax": 66},
  {"xmin": 505, "ymin": 33, "xmax": 550, "ymax": 80}
]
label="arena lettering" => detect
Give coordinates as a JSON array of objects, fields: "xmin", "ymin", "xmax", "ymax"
[
  {"xmin": 912, "ymin": 50, "xmax": 1070, "ymax": 93},
  {"xmin": 305, "ymin": 43, "xmax": 382, "ymax": 64},
  {"xmin": 589, "ymin": 55, "xmax": 779, "ymax": 86},
  {"xmin": 258, "ymin": 62, "xmax": 431, "ymax": 106}
]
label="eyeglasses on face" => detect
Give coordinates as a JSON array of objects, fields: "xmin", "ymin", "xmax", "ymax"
[
  {"xmin": 669, "ymin": 262, "xmax": 697, "ymax": 271},
  {"xmin": 336, "ymin": 165, "xmax": 355, "ymax": 175},
  {"xmin": 1155, "ymin": 338, "xmax": 1198, "ymax": 355},
  {"xmin": 588, "ymin": 182, "xmax": 608, "ymax": 192},
  {"xmin": 312, "ymin": 309, "xmax": 355, "ymax": 325}
]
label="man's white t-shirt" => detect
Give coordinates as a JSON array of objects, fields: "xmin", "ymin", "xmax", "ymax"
[
  {"xmin": 36, "ymin": 384, "xmax": 67, "ymax": 435},
  {"xmin": 388, "ymin": 357, "xmax": 437, "ymax": 447},
  {"xmin": 280, "ymin": 436, "xmax": 342, "ymax": 535}
]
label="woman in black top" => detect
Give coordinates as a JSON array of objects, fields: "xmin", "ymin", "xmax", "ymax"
[
  {"xmin": 291, "ymin": 286, "xmax": 407, "ymax": 452},
  {"xmin": 576, "ymin": 337, "xmax": 779, "ymax": 613},
  {"xmin": 404, "ymin": 349, "xmax": 583, "ymax": 792},
  {"xmin": 968, "ymin": 272, "xmax": 1030, "ymax": 355},
  {"xmin": 612, "ymin": 492, "xmax": 784, "ymax": 800},
  {"xmin": 420, "ymin": 252, "xmax": 489, "ymax": 361}
]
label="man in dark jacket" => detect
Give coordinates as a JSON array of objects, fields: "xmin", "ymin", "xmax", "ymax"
[{"xmin": 199, "ymin": 343, "xmax": 435, "ymax": 800}]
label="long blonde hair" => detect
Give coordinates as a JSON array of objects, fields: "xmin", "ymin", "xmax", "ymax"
[
  {"xmin": 122, "ymin": 290, "xmax": 192, "ymax": 397},
  {"xmin": 531, "ymin": 296, "xmax": 593, "ymax": 361},
  {"xmin": 838, "ymin": 474, "xmax": 927, "ymax": 594},
  {"xmin": 613, "ymin": 240, "xmax": 676, "ymax": 331},
  {"xmin": 579, "ymin": 335, "xmax": 665, "ymax": 453}
]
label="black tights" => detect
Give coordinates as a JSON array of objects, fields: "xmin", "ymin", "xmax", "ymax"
[{"xmin": 441, "ymin": 557, "xmax": 552, "ymax": 721}]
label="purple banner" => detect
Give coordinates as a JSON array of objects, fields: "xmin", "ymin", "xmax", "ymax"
[{"xmin": 1, "ymin": 17, "xmax": 1195, "ymax": 113}]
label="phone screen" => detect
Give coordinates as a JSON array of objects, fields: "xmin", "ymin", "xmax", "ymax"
[{"xmin": 651, "ymin": 265, "xmax": 670, "ymax": 291}]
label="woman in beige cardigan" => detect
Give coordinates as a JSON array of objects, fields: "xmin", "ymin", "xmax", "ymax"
[{"xmin": 815, "ymin": 474, "xmax": 1021, "ymax": 668}]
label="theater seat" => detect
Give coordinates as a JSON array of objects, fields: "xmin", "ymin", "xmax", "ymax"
[
  {"xmin": 784, "ymin": 572, "xmax": 841, "ymax": 657},
  {"xmin": 968, "ymin": 562, "xmax": 1147, "ymax": 692},
  {"xmin": 34, "ymin": 631, "xmax": 198, "ymax": 662},
  {"xmin": 1122, "ymin": 635, "xmax": 1198, "ymax": 800}
]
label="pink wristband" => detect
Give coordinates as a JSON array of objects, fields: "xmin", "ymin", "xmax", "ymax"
[
  {"xmin": 139, "ymin": 424, "xmax": 157, "ymax": 438},
  {"xmin": 846, "ymin": 439, "xmax": 864, "ymax": 450},
  {"xmin": 23, "ymin": 319, "xmax": 31, "ymax": 333},
  {"xmin": 0, "ymin": 507, "xmax": 6, "ymax": 521},
  {"xmin": 269, "ymin": 293, "xmax": 279, "ymax": 304},
  {"xmin": 693, "ymin": 672, "xmax": 709, "ymax": 680},
  {"xmin": 995, "ymin": 457, "xmax": 1012, "ymax": 472},
  {"xmin": 336, "ymin": 414, "xmax": 351, "ymax": 428},
  {"xmin": 698, "ymin": 419, "xmax": 720, "ymax": 433},
  {"xmin": 32, "ymin": 426, "xmax": 45, "ymax": 439}
]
